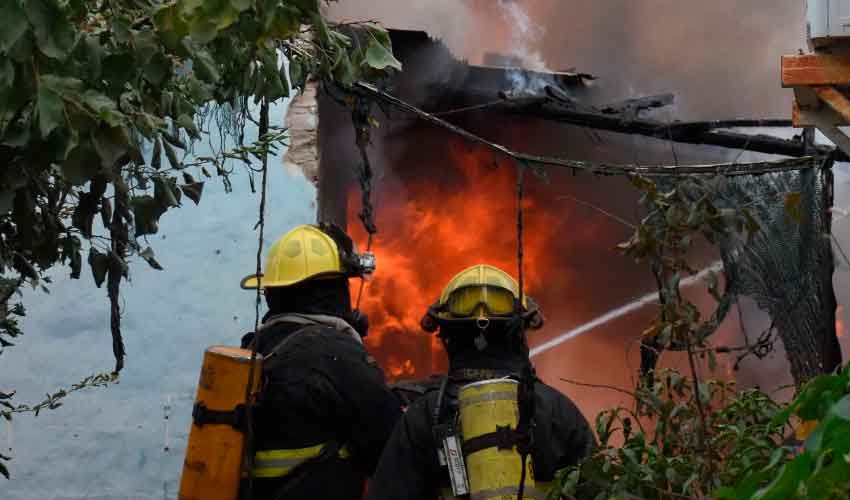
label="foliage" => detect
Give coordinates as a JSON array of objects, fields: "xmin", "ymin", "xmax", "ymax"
[
  {"xmin": 715, "ymin": 363, "xmax": 850, "ymax": 500},
  {"xmin": 617, "ymin": 175, "xmax": 758, "ymax": 362},
  {"xmin": 0, "ymin": 0, "xmax": 400, "ymax": 477},
  {"xmin": 553, "ymin": 370, "xmax": 790, "ymax": 499},
  {"xmin": 552, "ymin": 173, "xmax": 850, "ymax": 499}
]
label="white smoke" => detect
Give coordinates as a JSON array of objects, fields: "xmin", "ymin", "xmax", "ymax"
[{"xmin": 497, "ymin": 0, "xmax": 556, "ymax": 95}]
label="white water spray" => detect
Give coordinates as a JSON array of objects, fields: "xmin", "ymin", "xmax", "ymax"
[{"xmin": 530, "ymin": 262, "xmax": 724, "ymax": 358}]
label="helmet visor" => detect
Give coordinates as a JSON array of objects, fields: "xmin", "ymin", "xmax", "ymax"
[{"xmin": 445, "ymin": 286, "xmax": 516, "ymax": 317}]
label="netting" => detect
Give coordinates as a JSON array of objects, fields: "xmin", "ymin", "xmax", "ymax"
[
  {"xmin": 641, "ymin": 159, "xmax": 840, "ymax": 385},
  {"xmin": 714, "ymin": 161, "xmax": 841, "ymax": 383}
]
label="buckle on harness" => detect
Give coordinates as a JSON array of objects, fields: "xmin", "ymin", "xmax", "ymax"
[
  {"xmin": 494, "ymin": 425, "xmax": 516, "ymax": 450},
  {"xmin": 192, "ymin": 402, "xmax": 247, "ymax": 431}
]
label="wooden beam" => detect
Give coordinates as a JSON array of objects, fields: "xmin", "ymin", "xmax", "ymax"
[
  {"xmin": 793, "ymin": 100, "xmax": 846, "ymax": 127},
  {"xmin": 814, "ymin": 86, "xmax": 850, "ymax": 123},
  {"xmin": 782, "ymin": 54, "xmax": 850, "ymax": 87}
]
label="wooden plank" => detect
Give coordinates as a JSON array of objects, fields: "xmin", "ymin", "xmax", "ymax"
[
  {"xmin": 782, "ymin": 54, "xmax": 850, "ymax": 87},
  {"xmin": 814, "ymin": 86, "xmax": 850, "ymax": 123}
]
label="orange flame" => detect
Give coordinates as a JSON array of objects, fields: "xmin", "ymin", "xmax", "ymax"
[
  {"xmin": 837, "ymin": 306, "xmax": 845, "ymax": 339},
  {"xmin": 348, "ymin": 138, "xmax": 563, "ymax": 381}
]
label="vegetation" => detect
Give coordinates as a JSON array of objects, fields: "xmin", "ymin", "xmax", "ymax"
[
  {"xmin": 552, "ymin": 175, "xmax": 850, "ymax": 499},
  {"xmin": 0, "ymin": 0, "xmax": 399, "ymax": 478}
]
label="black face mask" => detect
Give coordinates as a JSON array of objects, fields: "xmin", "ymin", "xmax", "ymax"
[
  {"xmin": 438, "ymin": 317, "xmax": 526, "ymax": 357},
  {"xmin": 263, "ymin": 277, "xmax": 370, "ymax": 338},
  {"xmin": 264, "ymin": 277, "xmax": 352, "ymax": 319}
]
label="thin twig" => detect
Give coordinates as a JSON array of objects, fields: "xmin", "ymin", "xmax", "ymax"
[
  {"xmin": 559, "ymin": 378, "xmax": 636, "ymax": 398},
  {"xmin": 558, "ymin": 194, "xmax": 637, "ymax": 229}
]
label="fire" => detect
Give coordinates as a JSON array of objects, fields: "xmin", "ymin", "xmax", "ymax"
[
  {"xmin": 348, "ymin": 138, "xmax": 561, "ymax": 381},
  {"xmin": 837, "ymin": 306, "xmax": 845, "ymax": 339}
]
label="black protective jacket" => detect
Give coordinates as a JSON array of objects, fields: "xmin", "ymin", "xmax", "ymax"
[
  {"xmin": 369, "ymin": 365, "xmax": 596, "ymax": 500},
  {"xmin": 241, "ymin": 317, "xmax": 402, "ymax": 500}
]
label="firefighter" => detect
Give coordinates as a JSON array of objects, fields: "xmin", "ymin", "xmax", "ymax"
[
  {"xmin": 238, "ymin": 223, "xmax": 402, "ymax": 500},
  {"xmin": 368, "ymin": 264, "xmax": 596, "ymax": 500}
]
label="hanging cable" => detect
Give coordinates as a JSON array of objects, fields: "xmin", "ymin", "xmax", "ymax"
[
  {"xmin": 351, "ymin": 94, "xmax": 378, "ymax": 310},
  {"xmin": 514, "ymin": 162, "xmax": 534, "ymax": 500},
  {"xmin": 516, "ymin": 164, "xmax": 525, "ymax": 308},
  {"xmin": 242, "ymin": 98, "xmax": 271, "ymax": 499}
]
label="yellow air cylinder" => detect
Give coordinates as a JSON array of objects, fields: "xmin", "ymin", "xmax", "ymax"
[
  {"xmin": 458, "ymin": 379, "xmax": 535, "ymax": 500},
  {"xmin": 178, "ymin": 346, "xmax": 262, "ymax": 500}
]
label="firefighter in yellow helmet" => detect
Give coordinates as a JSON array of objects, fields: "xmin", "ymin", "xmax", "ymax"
[
  {"xmin": 238, "ymin": 223, "xmax": 401, "ymax": 500},
  {"xmin": 368, "ymin": 264, "xmax": 596, "ymax": 500}
]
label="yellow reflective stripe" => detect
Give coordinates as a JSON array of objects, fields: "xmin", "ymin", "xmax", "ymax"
[
  {"xmin": 252, "ymin": 443, "xmax": 351, "ymax": 478},
  {"xmin": 458, "ymin": 391, "xmax": 517, "ymax": 409}
]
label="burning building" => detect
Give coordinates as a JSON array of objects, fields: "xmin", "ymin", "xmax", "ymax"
[
  {"xmin": 279, "ymin": 0, "xmax": 844, "ymax": 419},
  {"xmin": 280, "ymin": 29, "xmax": 770, "ymax": 420}
]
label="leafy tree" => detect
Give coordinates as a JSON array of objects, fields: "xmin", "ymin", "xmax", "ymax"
[{"xmin": 0, "ymin": 0, "xmax": 400, "ymax": 478}]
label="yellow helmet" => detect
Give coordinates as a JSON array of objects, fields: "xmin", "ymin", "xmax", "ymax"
[
  {"xmin": 437, "ymin": 264, "xmax": 527, "ymax": 320},
  {"xmin": 240, "ymin": 224, "xmax": 370, "ymax": 289},
  {"xmin": 420, "ymin": 264, "xmax": 543, "ymax": 332}
]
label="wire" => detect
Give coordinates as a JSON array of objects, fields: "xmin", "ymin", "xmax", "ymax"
[{"xmin": 242, "ymin": 98, "xmax": 271, "ymax": 498}]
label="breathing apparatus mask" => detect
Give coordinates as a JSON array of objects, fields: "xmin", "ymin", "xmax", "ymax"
[
  {"xmin": 420, "ymin": 291, "xmax": 544, "ymax": 351},
  {"xmin": 318, "ymin": 222, "xmax": 374, "ymax": 338}
]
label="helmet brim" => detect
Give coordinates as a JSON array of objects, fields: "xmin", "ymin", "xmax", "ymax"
[{"xmin": 239, "ymin": 272, "xmax": 348, "ymax": 290}]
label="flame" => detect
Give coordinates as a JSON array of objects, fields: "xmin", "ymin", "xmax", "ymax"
[
  {"xmin": 348, "ymin": 138, "xmax": 562, "ymax": 381},
  {"xmin": 837, "ymin": 306, "xmax": 845, "ymax": 339}
]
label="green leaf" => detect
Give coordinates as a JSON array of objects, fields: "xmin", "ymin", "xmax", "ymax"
[
  {"xmin": 60, "ymin": 144, "xmax": 101, "ymax": 185},
  {"xmin": 82, "ymin": 36, "xmax": 103, "ymax": 80},
  {"xmin": 289, "ymin": 57, "xmax": 306, "ymax": 91},
  {"xmin": 151, "ymin": 136, "xmax": 162, "ymax": 170},
  {"xmin": 0, "ymin": 459, "xmax": 8, "ymax": 480},
  {"xmin": 188, "ymin": 18, "xmax": 219, "ymax": 44},
  {"xmin": 81, "ymin": 91, "xmax": 124, "ymax": 127},
  {"xmin": 162, "ymin": 139, "xmax": 182, "ymax": 169},
  {"xmin": 142, "ymin": 52, "xmax": 172, "ymax": 86},
  {"xmin": 180, "ymin": 182, "xmax": 204, "ymax": 205},
  {"xmin": 25, "ymin": 0, "xmax": 77, "ymax": 60},
  {"xmin": 154, "ymin": 176, "xmax": 181, "ymax": 208},
  {"xmin": 176, "ymin": 114, "xmax": 200, "ymax": 139},
  {"xmin": 139, "ymin": 247, "xmax": 163, "ymax": 271},
  {"xmin": 363, "ymin": 27, "xmax": 402, "ymax": 71},
  {"xmin": 92, "ymin": 126, "xmax": 130, "ymax": 168},
  {"xmin": 37, "ymin": 75, "xmax": 83, "ymax": 138},
  {"xmin": 0, "ymin": 0, "xmax": 28, "ymax": 54},
  {"xmin": 752, "ymin": 454, "xmax": 811, "ymax": 500},
  {"xmin": 362, "ymin": 41, "xmax": 402, "ymax": 71},
  {"xmin": 88, "ymin": 248, "xmax": 109, "ymax": 288},
  {"xmin": 333, "ymin": 52, "xmax": 356, "ymax": 88},
  {"xmin": 71, "ymin": 191, "xmax": 98, "ymax": 238},
  {"xmin": 132, "ymin": 29, "xmax": 159, "ymax": 65},
  {"xmin": 183, "ymin": 40, "xmax": 220, "ymax": 83},
  {"xmin": 131, "ymin": 195, "xmax": 167, "ymax": 236},
  {"xmin": 153, "ymin": 3, "xmax": 190, "ymax": 52}
]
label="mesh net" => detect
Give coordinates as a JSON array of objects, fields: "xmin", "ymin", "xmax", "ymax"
[
  {"xmin": 643, "ymin": 160, "xmax": 840, "ymax": 385},
  {"xmin": 714, "ymin": 162, "xmax": 841, "ymax": 383}
]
